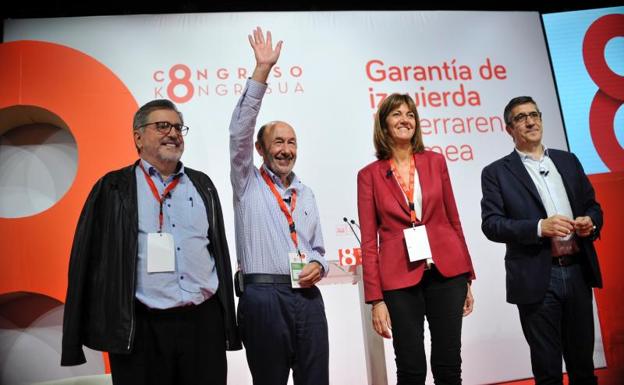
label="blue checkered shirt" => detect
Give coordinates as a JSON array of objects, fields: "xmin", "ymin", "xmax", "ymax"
[{"xmin": 229, "ymin": 79, "xmax": 327, "ymax": 275}]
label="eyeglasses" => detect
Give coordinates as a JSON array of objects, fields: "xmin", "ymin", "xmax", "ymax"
[
  {"xmin": 138, "ymin": 121, "xmax": 189, "ymax": 136},
  {"xmin": 512, "ymin": 111, "xmax": 542, "ymax": 125}
]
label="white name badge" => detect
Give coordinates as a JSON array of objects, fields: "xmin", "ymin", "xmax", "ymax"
[
  {"xmin": 289, "ymin": 252, "xmax": 307, "ymax": 289},
  {"xmin": 403, "ymin": 225, "xmax": 432, "ymax": 262},
  {"xmin": 147, "ymin": 232, "xmax": 175, "ymax": 273}
]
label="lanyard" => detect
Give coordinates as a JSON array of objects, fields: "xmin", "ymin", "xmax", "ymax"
[
  {"xmin": 390, "ymin": 157, "xmax": 417, "ymax": 225},
  {"xmin": 139, "ymin": 162, "xmax": 181, "ymax": 232},
  {"xmin": 260, "ymin": 167, "xmax": 299, "ymax": 250}
]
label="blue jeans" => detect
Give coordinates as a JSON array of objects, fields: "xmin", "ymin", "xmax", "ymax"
[{"xmin": 517, "ymin": 263, "xmax": 597, "ymax": 385}]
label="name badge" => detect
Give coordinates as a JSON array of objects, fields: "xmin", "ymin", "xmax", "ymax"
[
  {"xmin": 289, "ymin": 252, "xmax": 307, "ymax": 289},
  {"xmin": 147, "ymin": 232, "xmax": 175, "ymax": 273},
  {"xmin": 403, "ymin": 225, "xmax": 432, "ymax": 262}
]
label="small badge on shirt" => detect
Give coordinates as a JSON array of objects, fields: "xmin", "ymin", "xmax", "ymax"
[
  {"xmin": 289, "ymin": 252, "xmax": 307, "ymax": 289},
  {"xmin": 147, "ymin": 232, "xmax": 176, "ymax": 273}
]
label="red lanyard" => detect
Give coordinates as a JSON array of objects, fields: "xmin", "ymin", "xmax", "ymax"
[
  {"xmin": 260, "ymin": 167, "xmax": 298, "ymax": 250},
  {"xmin": 139, "ymin": 162, "xmax": 181, "ymax": 232},
  {"xmin": 390, "ymin": 157, "xmax": 417, "ymax": 225}
]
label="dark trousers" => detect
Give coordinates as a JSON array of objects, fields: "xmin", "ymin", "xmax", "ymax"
[
  {"xmin": 517, "ymin": 264, "xmax": 597, "ymax": 385},
  {"xmin": 238, "ymin": 284, "xmax": 329, "ymax": 385},
  {"xmin": 109, "ymin": 296, "xmax": 227, "ymax": 385},
  {"xmin": 383, "ymin": 268, "xmax": 468, "ymax": 385}
]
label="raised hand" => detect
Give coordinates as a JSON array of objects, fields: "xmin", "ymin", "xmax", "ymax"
[{"xmin": 248, "ymin": 26, "xmax": 283, "ymax": 83}]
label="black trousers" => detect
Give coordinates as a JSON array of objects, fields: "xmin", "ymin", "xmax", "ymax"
[
  {"xmin": 237, "ymin": 283, "xmax": 329, "ymax": 385},
  {"xmin": 517, "ymin": 263, "xmax": 597, "ymax": 385},
  {"xmin": 383, "ymin": 268, "xmax": 468, "ymax": 385},
  {"xmin": 109, "ymin": 296, "xmax": 227, "ymax": 385}
]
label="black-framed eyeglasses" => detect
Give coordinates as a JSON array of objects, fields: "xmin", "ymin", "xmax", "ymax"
[
  {"xmin": 139, "ymin": 121, "xmax": 189, "ymax": 136},
  {"xmin": 512, "ymin": 111, "xmax": 542, "ymax": 125}
]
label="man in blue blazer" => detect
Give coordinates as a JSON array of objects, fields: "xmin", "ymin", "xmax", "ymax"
[{"xmin": 481, "ymin": 96, "xmax": 603, "ymax": 385}]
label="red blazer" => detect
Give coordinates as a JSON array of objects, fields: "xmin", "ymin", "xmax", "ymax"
[{"xmin": 357, "ymin": 151, "xmax": 475, "ymax": 303}]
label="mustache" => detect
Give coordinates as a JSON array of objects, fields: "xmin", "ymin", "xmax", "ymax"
[
  {"xmin": 160, "ymin": 138, "xmax": 182, "ymax": 146},
  {"xmin": 275, "ymin": 153, "xmax": 294, "ymax": 160}
]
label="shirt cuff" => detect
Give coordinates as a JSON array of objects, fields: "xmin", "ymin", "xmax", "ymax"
[{"xmin": 537, "ymin": 219, "xmax": 543, "ymax": 238}]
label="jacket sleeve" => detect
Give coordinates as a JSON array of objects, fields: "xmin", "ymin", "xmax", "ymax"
[
  {"xmin": 357, "ymin": 167, "xmax": 383, "ymax": 303},
  {"xmin": 573, "ymin": 153, "xmax": 603, "ymax": 240},
  {"xmin": 203, "ymin": 174, "xmax": 242, "ymax": 351},
  {"xmin": 439, "ymin": 157, "xmax": 475, "ymax": 280},
  {"xmin": 480, "ymin": 164, "xmax": 541, "ymax": 245},
  {"xmin": 61, "ymin": 178, "xmax": 104, "ymax": 366}
]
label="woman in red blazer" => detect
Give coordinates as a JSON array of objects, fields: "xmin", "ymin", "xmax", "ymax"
[{"xmin": 357, "ymin": 93, "xmax": 475, "ymax": 385}]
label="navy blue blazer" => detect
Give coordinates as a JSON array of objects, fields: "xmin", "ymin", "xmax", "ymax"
[{"xmin": 480, "ymin": 149, "xmax": 603, "ymax": 304}]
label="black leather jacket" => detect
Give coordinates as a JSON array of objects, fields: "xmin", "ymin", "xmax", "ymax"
[{"xmin": 61, "ymin": 161, "xmax": 241, "ymax": 366}]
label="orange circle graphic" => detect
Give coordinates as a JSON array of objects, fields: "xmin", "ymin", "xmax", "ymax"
[{"xmin": 0, "ymin": 40, "xmax": 138, "ymax": 302}]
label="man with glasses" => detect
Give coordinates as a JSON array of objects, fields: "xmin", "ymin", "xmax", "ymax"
[
  {"xmin": 61, "ymin": 99, "xmax": 241, "ymax": 385},
  {"xmin": 480, "ymin": 96, "xmax": 603, "ymax": 384}
]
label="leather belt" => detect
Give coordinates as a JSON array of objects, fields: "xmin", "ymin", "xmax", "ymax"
[
  {"xmin": 136, "ymin": 301, "xmax": 196, "ymax": 315},
  {"xmin": 552, "ymin": 254, "xmax": 579, "ymax": 267},
  {"xmin": 243, "ymin": 273, "xmax": 291, "ymax": 284}
]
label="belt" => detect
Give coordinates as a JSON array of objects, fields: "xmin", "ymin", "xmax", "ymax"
[
  {"xmin": 243, "ymin": 273, "xmax": 291, "ymax": 284},
  {"xmin": 552, "ymin": 254, "xmax": 579, "ymax": 267}
]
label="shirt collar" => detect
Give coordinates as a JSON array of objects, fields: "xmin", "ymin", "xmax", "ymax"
[
  {"xmin": 515, "ymin": 145, "xmax": 549, "ymax": 162},
  {"xmin": 261, "ymin": 163, "xmax": 300, "ymax": 190},
  {"xmin": 140, "ymin": 158, "xmax": 185, "ymax": 182}
]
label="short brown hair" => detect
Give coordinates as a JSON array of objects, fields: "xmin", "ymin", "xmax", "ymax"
[
  {"xmin": 503, "ymin": 96, "xmax": 538, "ymax": 126},
  {"xmin": 373, "ymin": 93, "xmax": 424, "ymax": 160},
  {"xmin": 133, "ymin": 99, "xmax": 183, "ymax": 132}
]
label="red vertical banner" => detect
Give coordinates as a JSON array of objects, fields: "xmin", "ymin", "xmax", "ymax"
[
  {"xmin": 591, "ymin": 172, "xmax": 624, "ymax": 381},
  {"xmin": 583, "ymin": 14, "xmax": 624, "ymax": 172}
]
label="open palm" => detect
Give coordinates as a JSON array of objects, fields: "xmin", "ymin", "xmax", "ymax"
[{"xmin": 248, "ymin": 26, "xmax": 282, "ymax": 68}]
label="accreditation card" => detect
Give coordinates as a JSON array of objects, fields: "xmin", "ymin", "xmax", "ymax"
[{"xmin": 403, "ymin": 225, "xmax": 432, "ymax": 262}]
